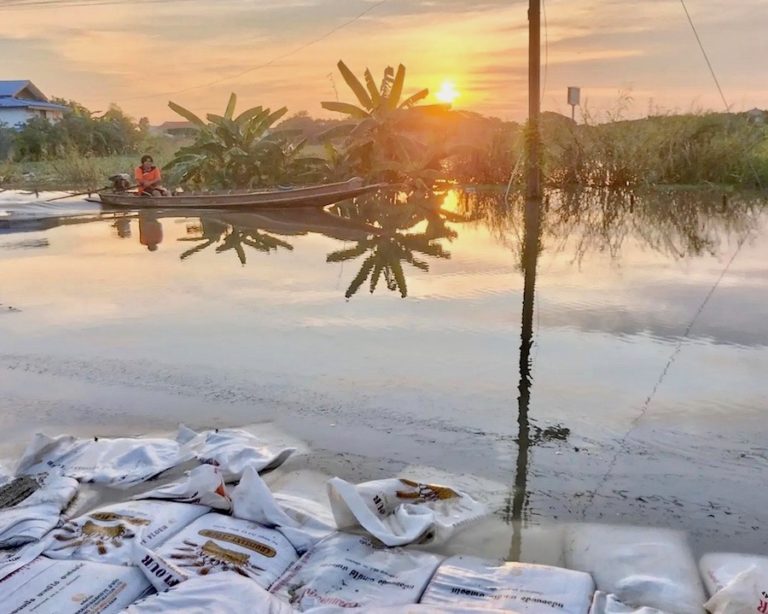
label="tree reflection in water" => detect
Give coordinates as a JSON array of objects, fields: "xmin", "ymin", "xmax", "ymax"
[
  {"xmin": 326, "ymin": 190, "xmax": 461, "ymax": 299},
  {"xmin": 178, "ymin": 217, "xmax": 293, "ymax": 265}
]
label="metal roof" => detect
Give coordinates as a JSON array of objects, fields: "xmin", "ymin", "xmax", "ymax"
[
  {"xmin": 0, "ymin": 80, "xmax": 47, "ymax": 100},
  {"xmin": 0, "ymin": 98, "xmax": 68, "ymax": 111}
]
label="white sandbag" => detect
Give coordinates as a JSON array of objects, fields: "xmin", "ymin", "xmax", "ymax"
[
  {"xmin": 45, "ymin": 500, "xmax": 208, "ymax": 565},
  {"xmin": 0, "ymin": 469, "xmax": 78, "ymax": 547},
  {"xmin": 420, "ymin": 554, "xmax": 594, "ymax": 613},
  {"xmin": 134, "ymin": 464, "xmax": 232, "ymax": 511},
  {"xmin": 314, "ymin": 607, "xmax": 511, "ymax": 613},
  {"xmin": 269, "ymin": 532, "xmax": 443, "ymax": 610},
  {"xmin": 327, "ymin": 477, "xmax": 488, "ymax": 547},
  {"xmin": 135, "ymin": 512, "xmax": 299, "ymax": 592},
  {"xmin": 699, "ymin": 552, "xmax": 768, "ymax": 594},
  {"xmin": 16, "ymin": 433, "xmax": 187, "ymax": 488},
  {"xmin": 177, "ymin": 425, "xmax": 295, "ymax": 481},
  {"xmin": 1, "ymin": 557, "xmax": 153, "ymax": 613},
  {"xmin": 590, "ymin": 591, "xmax": 669, "ymax": 613},
  {"xmin": 124, "ymin": 571, "xmax": 295, "ymax": 613},
  {"xmin": 564, "ymin": 524, "xmax": 706, "ymax": 614},
  {"xmin": 699, "ymin": 553, "xmax": 768, "ymax": 614},
  {"xmin": 0, "ymin": 538, "xmax": 49, "ymax": 581},
  {"xmin": 232, "ymin": 466, "xmax": 335, "ymax": 554}
]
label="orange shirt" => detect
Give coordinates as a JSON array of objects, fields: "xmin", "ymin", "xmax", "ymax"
[{"xmin": 135, "ymin": 165, "xmax": 161, "ymax": 193}]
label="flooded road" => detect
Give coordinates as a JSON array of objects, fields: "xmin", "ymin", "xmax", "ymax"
[{"xmin": 1, "ymin": 188, "xmax": 766, "ymax": 557}]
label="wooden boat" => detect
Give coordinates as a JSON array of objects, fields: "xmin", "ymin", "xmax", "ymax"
[{"xmin": 97, "ymin": 177, "xmax": 383, "ymax": 209}]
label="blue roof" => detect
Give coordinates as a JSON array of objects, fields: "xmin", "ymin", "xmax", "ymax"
[
  {"xmin": 0, "ymin": 81, "xmax": 32, "ymax": 97},
  {"xmin": 0, "ymin": 98, "xmax": 68, "ymax": 111}
]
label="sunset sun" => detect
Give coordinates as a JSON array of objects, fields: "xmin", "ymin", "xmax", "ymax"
[{"xmin": 436, "ymin": 81, "xmax": 460, "ymax": 104}]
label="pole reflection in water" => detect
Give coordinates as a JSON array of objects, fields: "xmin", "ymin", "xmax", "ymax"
[{"xmin": 509, "ymin": 193, "xmax": 542, "ymax": 561}]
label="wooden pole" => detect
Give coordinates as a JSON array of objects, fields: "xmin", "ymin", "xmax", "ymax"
[{"xmin": 527, "ymin": 0, "xmax": 541, "ymax": 201}]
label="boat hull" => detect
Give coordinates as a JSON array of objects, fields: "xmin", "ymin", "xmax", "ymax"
[{"xmin": 97, "ymin": 178, "xmax": 382, "ymax": 209}]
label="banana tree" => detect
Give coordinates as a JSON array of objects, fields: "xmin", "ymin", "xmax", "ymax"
[
  {"xmin": 165, "ymin": 93, "xmax": 323, "ymax": 189},
  {"xmin": 321, "ymin": 61, "xmax": 450, "ymax": 187}
]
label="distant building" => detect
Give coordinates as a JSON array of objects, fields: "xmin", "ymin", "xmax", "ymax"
[
  {"xmin": 0, "ymin": 81, "xmax": 68, "ymax": 127},
  {"xmin": 745, "ymin": 108, "xmax": 766, "ymax": 124},
  {"xmin": 152, "ymin": 121, "xmax": 199, "ymax": 137}
]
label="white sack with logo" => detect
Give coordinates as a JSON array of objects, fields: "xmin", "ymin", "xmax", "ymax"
[
  {"xmin": 0, "ymin": 539, "xmax": 49, "ymax": 581},
  {"xmin": 15, "ymin": 433, "xmax": 188, "ymax": 488},
  {"xmin": 177, "ymin": 425, "xmax": 295, "ymax": 481},
  {"xmin": 44, "ymin": 500, "xmax": 208, "ymax": 565},
  {"xmin": 232, "ymin": 466, "xmax": 335, "ymax": 553},
  {"xmin": 699, "ymin": 553, "xmax": 768, "ymax": 614},
  {"xmin": 325, "ymin": 607, "xmax": 514, "ymax": 613},
  {"xmin": 564, "ymin": 524, "xmax": 706, "ymax": 614},
  {"xmin": 133, "ymin": 464, "xmax": 232, "ymax": 511},
  {"xmin": 269, "ymin": 532, "xmax": 443, "ymax": 610},
  {"xmin": 1, "ymin": 557, "xmax": 153, "ymax": 613},
  {"xmin": 135, "ymin": 512, "xmax": 299, "ymax": 592},
  {"xmin": 0, "ymin": 468, "xmax": 78, "ymax": 548},
  {"xmin": 327, "ymin": 477, "xmax": 487, "ymax": 547},
  {"xmin": 590, "ymin": 591, "xmax": 670, "ymax": 613},
  {"xmin": 124, "ymin": 572, "xmax": 295, "ymax": 613},
  {"xmin": 419, "ymin": 554, "xmax": 594, "ymax": 613}
]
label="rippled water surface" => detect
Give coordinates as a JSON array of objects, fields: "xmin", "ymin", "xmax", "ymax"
[{"xmin": 1, "ymin": 188, "xmax": 766, "ymax": 555}]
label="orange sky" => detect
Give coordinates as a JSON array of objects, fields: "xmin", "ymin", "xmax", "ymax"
[{"xmin": 1, "ymin": 0, "xmax": 766, "ymax": 124}]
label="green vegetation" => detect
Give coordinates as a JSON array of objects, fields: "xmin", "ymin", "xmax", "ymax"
[
  {"xmin": 320, "ymin": 61, "xmax": 450, "ymax": 188},
  {"xmin": 163, "ymin": 93, "xmax": 324, "ymax": 189}
]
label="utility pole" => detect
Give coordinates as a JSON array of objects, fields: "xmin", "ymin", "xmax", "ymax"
[{"xmin": 526, "ymin": 0, "xmax": 541, "ymax": 201}]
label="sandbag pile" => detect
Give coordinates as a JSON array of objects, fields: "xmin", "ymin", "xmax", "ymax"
[{"xmin": 0, "ymin": 427, "xmax": 762, "ymax": 613}]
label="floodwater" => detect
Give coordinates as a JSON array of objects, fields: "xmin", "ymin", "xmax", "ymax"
[{"xmin": 0, "ymin": 188, "xmax": 766, "ymax": 558}]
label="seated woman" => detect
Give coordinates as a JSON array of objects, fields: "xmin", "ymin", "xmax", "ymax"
[{"xmin": 135, "ymin": 155, "xmax": 169, "ymax": 196}]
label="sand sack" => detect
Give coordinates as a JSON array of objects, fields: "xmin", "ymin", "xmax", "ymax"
[
  {"xmin": 699, "ymin": 553, "xmax": 768, "ymax": 614},
  {"xmin": 0, "ymin": 468, "xmax": 78, "ymax": 547},
  {"xmin": 269, "ymin": 532, "xmax": 443, "ymax": 610},
  {"xmin": 232, "ymin": 466, "xmax": 335, "ymax": 554},
  {"xmin": 133, "ymin": 464, "xmax": 232, "ymax": 511},
  {"xmin": 1, "ymin": 557, "xmax": 153, "ymax": 613},
  {"xmin": 564, "ymin": 524, "xmax": 706, "ymax": 614},
  {"xmin": 135, "ymin": 512, "xmax": 299, "ymax": 592},
  {"xmin": 327, "ymin": 477, "xmax": 487, "ymax": 546},
  {"xmin": 45, "ymin": 500, "xmax": 208, "ymax": 565},
  {"xmin": 177, "ymin": 425, "xmax": 295, "ymax": 481},
  {"xmin": 419, "ymin": 554, "xmax": 594, "ymax": 613},
  {"xmin": 589, "ymin": 591, "xmax": 670, "ymax": 613},
  {"xmin": 124, "ymin": 571, "xmax": 295, "ymax": 613},
  {"xmin": 16, "ymin": 433, "xmax": 187, "ymax": 488}
]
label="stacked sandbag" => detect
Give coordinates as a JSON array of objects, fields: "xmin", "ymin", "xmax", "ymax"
[
  {"xmin": 564, "ymin": 524, "xmax": 706, "ymax": 614},
  {"xmin": 419, "ymin": 554, "xmax": 594, "ymax": 613},
  {"xmin": 0, "ymin": 556, "xmax": 153, "ymax": 613},
  {"xmin": 589, "ymin": 591, "xmax": 670, "ymax": 613},
  {"xmin": 133, "ymin": 464, "xmax": 232, "ymax": 512},
  {"xmin": 232, "ymin": 466, "xmax": 336, "ymax": 554},
  {"xmin": 124, "ymin": 571, "xmax": 295, "ymax": 613},
  {"xmin": 135, "ymin": 512, "xmax": 299, "ymax": 591},
  {"xmin": 177, "ymin": 425, "xmax": 295, "ymax": 481},
  {"xmin": 699, "ymin": 553, "xmax": 768, "ymax": 614},
  {"xmin": 327, "ymin": 477, "xmax": 488, "ymax": 546},
  {"xmin": 44, "ymin": 500, "xmax": 208, "ymax": 565},
  {"xmin": 0, "ymin": 467, "xmax": 78, "ymax": 547},
  {"xmin": 16, "ymin": 433, "xmax": 187, "ymax": 488},
  {"xmin": 269, "ymin": 533, "xmax": 443, "ymax": 610}
]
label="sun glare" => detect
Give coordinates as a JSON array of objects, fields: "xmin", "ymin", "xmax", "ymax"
[{"xmin": 436, "ymin": 81, "xmax": 460, "ymax": 104}]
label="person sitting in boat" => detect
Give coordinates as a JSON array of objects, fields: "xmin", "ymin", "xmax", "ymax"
[{"xmin": 135, "ymin": 155, "xmax": 169, "ymax": 197}]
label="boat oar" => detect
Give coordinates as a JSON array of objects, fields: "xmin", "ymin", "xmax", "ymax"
[{"xmin": 44, "ymin": 185, "xmax": 139, "ymax": 203}]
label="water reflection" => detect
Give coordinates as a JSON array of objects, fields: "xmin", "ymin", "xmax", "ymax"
[{"xmin": 327, "ymin": 191, "xmax": 460, "ymax": 299}]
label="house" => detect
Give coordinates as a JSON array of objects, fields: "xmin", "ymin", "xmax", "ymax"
[
  {"xmin": 152, "ymin": 120, "xmax": 199, "ymax": 138},
  {"xmin": 0, "ymin": 80, "xmax": 68, "ymax": 128}
]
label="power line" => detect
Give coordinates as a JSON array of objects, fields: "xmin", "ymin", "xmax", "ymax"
[
  {"xmin": 678, "ymin": 0, "xmax": 730, "ymax": 111},
  {"xmin": 119, "ymin": 0, "xmax": 388, "ymax": 104}
]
